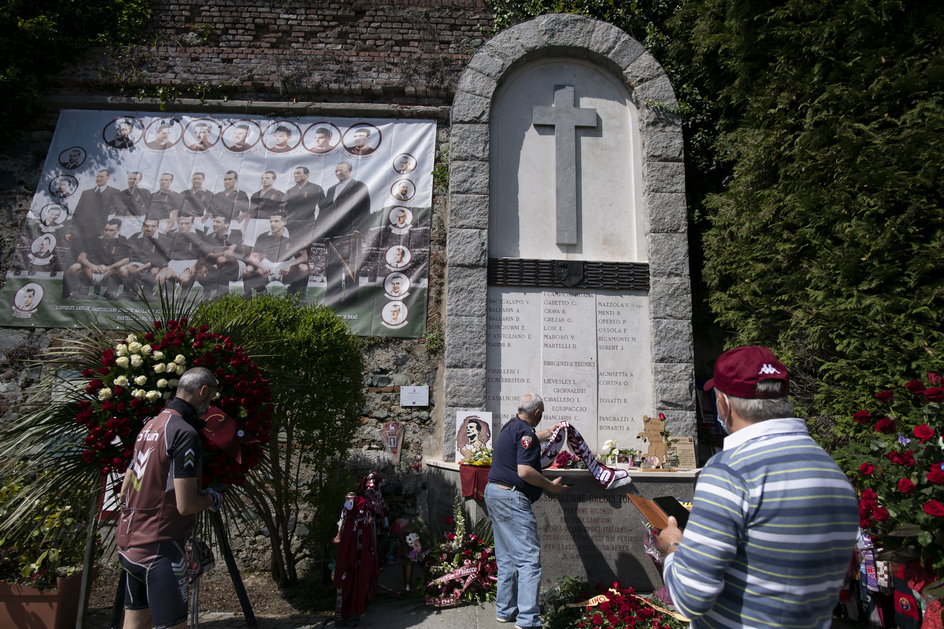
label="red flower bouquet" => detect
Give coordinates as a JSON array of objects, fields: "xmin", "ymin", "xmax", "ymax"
[
  {"xmin": 423, "ymin": 498, "xmax": 497, "ymax": 607},
  {"xmin": 75, "ymin": 318, "xmax": 272, "ymax": 487}
]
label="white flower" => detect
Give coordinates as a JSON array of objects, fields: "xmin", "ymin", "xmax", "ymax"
[
  {"xmin": 166, "ymin": 362, "xmax": 176, "ymax": 372},
  {"xmin": 153, "ymin": 363, "xmax": 166, "ymax": 374},
  {"xmin": 98, "ymin": 388, "xmax": 113, "ymax": 401},
  {"xmin": 140, "ymin": 344, "xmax": 153, "ymax": 355},
  {"xmin": 113, "ymin": 376, "xmax": 129, "ymax": 387},
  {"xmin": 115, "ymin": 356, "xmax": 129, "ymax": 368},
  {"xmin": 174, "ymin": 354, "xmax": 186, "ymax": 365},
  {"xmin": 132, "ymin": 389, "xmax": 147, "ymax": 399},
  {"xmin": 130, "ymin": 355, "xmax": 143, "ymax": 368},
  {"xmin": 145, "ymin": 390, "xmax": 161, "ymax": 402},
  {"xmin": 134, "ymin": 375, "xmax": 148, "ymax": 386},
  {"xmin": 116, "ymin": 343, "xmax": 128, "ymax": 356},
  {"xmin": 153, "ymin": 351, "xmax": 165, "ymax": 360},
  {"xmin": 156, "ymin": 378, "xmax": 168, "ymax": 389},
  {"xmin": 175, "ymin": 364, "xmax": 186, "ymax": 375},
  {"xmin": 126, "ymin": 334, "xmax": 138, "ymax": 344},
  {"xmin": 128, "ymin": 342, "xmax": 142, "ymax": 353}
]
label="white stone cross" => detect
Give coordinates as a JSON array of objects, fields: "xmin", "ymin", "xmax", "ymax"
[{"xmin": 532, "ymin": 85, "xmax": 598, "ymax": 245}]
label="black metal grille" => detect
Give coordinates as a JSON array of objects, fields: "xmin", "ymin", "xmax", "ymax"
[{"xmin": 488, "ymin": 258, "xmax": 649, "ymax": 291}]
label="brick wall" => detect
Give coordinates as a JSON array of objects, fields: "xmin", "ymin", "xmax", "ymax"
[{"xmin": 61, "ymin": 0, "xmax": 493, "ymax": 104}]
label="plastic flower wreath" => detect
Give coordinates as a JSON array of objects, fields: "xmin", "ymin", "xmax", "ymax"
[
  {"xmin": 837, "ymin": 371, "xmax": 944, "ymax": 594},
  {"xmin": 76, "ymin": 317, "xmax": 273, "ymax": 487}
]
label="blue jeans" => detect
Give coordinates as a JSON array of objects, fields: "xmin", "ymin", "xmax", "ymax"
[{"xmin": 484, "ymin": 482, "xmax": 542, "ymax": 627}]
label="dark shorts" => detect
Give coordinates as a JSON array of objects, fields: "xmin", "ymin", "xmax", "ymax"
[{"xmin": 118, "ymin": 540, "xmax": 188, "ymax": 629}]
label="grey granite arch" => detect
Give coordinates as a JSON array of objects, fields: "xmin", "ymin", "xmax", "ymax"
[{"xmin": 443, "ymin": 13, "xmax": 694, "ymax": 458}]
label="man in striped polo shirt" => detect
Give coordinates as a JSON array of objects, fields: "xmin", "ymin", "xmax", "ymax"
[{"xmin": 658, "ymin": 346, "xmax": 858, "ymax": 627}]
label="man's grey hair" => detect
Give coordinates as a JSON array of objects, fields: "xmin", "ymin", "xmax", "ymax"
[
  {"xmin": 518, "ymin": 393, "xmax": 544, "ymax": 418},
  {"xmin": 177, "ymin": 367, "xmax": 217, "ymax": 393},
  {"xmin": 722, "ymin": 381, "xmax": 794, "ymax": 422}
]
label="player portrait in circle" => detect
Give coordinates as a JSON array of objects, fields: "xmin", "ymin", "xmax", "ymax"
[
  {"xmin": 49, "ymin": 175, "xmax": 78, "ymax": 199},
  {"xmin": 390, "ymin": 179, "xmax": 416, "ymax": 202},
  {"xmin": 13, "ymin": 283, "xmax": 43, "ymax": 314},
  {"xmin": 381, "ymin": 300, "xmax": 408, "ymax": 328},
  {"xmin": 383, "ymin": 272, "xmax": 411, "ymax": 299},
  {"xmin": 58, "ymin": 146, "xmax": 87, "ymax": 170},
  {"xmin": 184, "ymin": 119, "xmax": 220, "ymax": 151},
  {"xmin": 103, "ymin": 117, "xmax": 142, "ymax": 149},
  {"xmin": 144, "ymin": 118, "xmax": 182, "ymax": 151},
  {"xmin": 388, "ymin": 206, "xmax": 413, "ymax": 234},
  {"xmin": 385, "ymin": 245, "xmax": 411, "ymax": 270},
  {"xmin": 302, "ymin": 122, "xmax": 341, "ymax": 154},
  {"xmin": 39, "ymin": 204, "xmax": 68, "ymax": 229},
  {"xmin": 342, "ymin": 123, "xmax": 382, "ymax": 157},
  {"xmin": 262, "ymin": 120, "xmax": 302, "ymax": 153},
  {"xmin": 222, "ymin": 120, "xmax": 262, "ymax": 152},
  {"xmin": 392, "ymin": 153, "xmax": 417, "ymax": 175},
  {"xmin": 30, "ymin": 233, "xmax": 57, "ymax": 259},
  {"xmin": 457, "ymin": 415, "xmax": 491, "ymax": 460}
]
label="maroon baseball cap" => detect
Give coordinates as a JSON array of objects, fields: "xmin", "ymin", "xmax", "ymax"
[{"xmin": 703, "ymin": 346, "xmax": 789, "ymax": 399}]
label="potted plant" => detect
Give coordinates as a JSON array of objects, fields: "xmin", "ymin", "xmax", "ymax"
[
  {"xmin": 598, "ymin": 440, "xmax": 640, "ymax": 469},
  {"xmin": 0, "ymin": 474, "xmax": 97, "ymax": 629}
]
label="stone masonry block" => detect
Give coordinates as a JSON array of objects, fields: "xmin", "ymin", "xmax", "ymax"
[
  {"xmin": 651, "ymin": 319, "xmax": 694, "ymax": 363},
  {"xmin": 640, "ymin": 122, "xmax": 683, "ymax": 163},
  {"xmin": 509, "ymin": 17, "xmax": 547, "ymax": 54},
  {"xmin": 652, "ymin": 362, "xmax": 696, "ymax": 411},
  {"xmin": 452, "ymin": 93, "xmax": 490, "ymax": 124},
  {"xmin": 447, "ymin": 228, "xmax": 488, "ymax": 267},
  {"xmin": 445, "ymin": 315, "xmax": 487, "ymax": 369},
  {"xmin": 445, "ymin": 367, "xmax": 487, "ymax": 408},
  {"xmin": 482, "ymin": 35, "xmax": 526, "ymax": 68},
  {"xmin": 648, "ymin": 232, "xmax": 691, "ymax": 278},
  {"xmin": 658, "ymin": 409, "xmax": 697, "ymax": 439},
  {"xmin": 449, "ymin": 160, "xmax": 489, "ymax": 195},
  {"xmin": 646, "ymin": 192, "xmax": 687, "ymax": 233},
  {"xmin": 468, "ymin": 48, "xmax": 510, "ymax": 80},
  {"xmin": 446, "ymin": 266, "xmax": 488, "ymax": 317},
  {"xmin": 650, "ymin": 277, "xmax": 693, "ymax": 320},
  {"xmin": 624, "ymin": 51, "xmax": 663, "ymax": 88},
  {"xmin": 635, "ymin": 74, "xmax": 678, "ymax": 107},
  {"xmin": 456, "ymin": 68, "xmax": 497, "ymax": 100},
  {"xmin": 450, "ymin": 123, "xmax": 488, "ymax": 162},
  {"xmin": 605, "ymin": 35, "xmax": 646, "ymax": 72},
  {"xmin": 587, "ymin": 20, "xmax": 629, "ymax": 58},
  {"xmin": 643, "ymin": 161, "xmax": 686, "ymax": 195},
  {"xmin": 536, "ymin": 14, "xmax": 596, "ymax": 50},
  {"xmin": 448, "ymin": 194, "xmax": 489, "ymax": 230}
]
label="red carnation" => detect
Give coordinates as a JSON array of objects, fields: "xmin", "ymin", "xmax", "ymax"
[
  {"xmin": 858, "ymin": 463, "xmax": 876, "ymax": 475},
  {"xmin": 852, "ymin": 410, "xmax": 873, "ymax": 424},
  {"xmin": 897, "ymin": 479, "xmax": 916, "ymax": 493},
  {"xmin": 914, "ymin": 425, "xmax": 935, "ymax": 443},
  {"xmin": 874, "ymin": 390, "xmax": 894, "ymax": 403},
  {"xmin": 928, "ymin": 465, "xmax": 944, "ymax": 485},
  {"xmin": 923, "ymin": 387, "xmax": 944, "ymax": 403},
  {"xmin": 874, "ymin": 417, "xmax": 895, "ymax": 434},
  {"xmin": 923, "ymin": 500, "xmax": 944, "ymax": 518}
]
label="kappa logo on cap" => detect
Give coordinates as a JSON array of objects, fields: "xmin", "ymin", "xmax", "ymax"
[{"xmin": 758, "ymin": 363, "xmax": 781, "ymax": 376}]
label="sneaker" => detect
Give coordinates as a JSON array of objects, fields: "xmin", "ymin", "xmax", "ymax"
[
  {"xmin": 496, "ymin": 617, "xmax": 515, "ymax": 623},
  {"xmin": 514, "ymin": 625, "xmax": 541, "ymax": 629}
]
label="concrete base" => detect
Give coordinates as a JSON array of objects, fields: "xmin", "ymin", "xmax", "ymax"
[{"xmin": 422, "ymin": 461, "xmax": 697, "ymax": 592}]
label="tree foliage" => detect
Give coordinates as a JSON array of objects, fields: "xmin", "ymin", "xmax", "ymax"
[
  {"xmin": 0, "ymin": 0, "xmax": 150, "ymax": 135},
  {"xmin": 196, "ymin": 295, "xmax": 365, "ymax": 585}
]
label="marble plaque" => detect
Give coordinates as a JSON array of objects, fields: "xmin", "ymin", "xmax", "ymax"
[{"xmin": 486, "ymin": 286, "xmax": 653, "ymax": 452}]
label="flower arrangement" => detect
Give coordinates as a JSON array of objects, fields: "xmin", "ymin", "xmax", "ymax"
[
  {"xmin": 836, "ymin": 371, "xmax": 944, "ymax": 591},
  {"xmin": 551, "ymin": 451, "xmax": 587, "ymax": 469},
  {"xmin": 75, "ymin": 317, "xmax": 273, "ymax": 487},
  {"xmin": 462, "ymin": 444, "xmax": 493, "ymax": 467},
  {"xmin": 542, "ymin": 577, "xmax": 687, "ymax": 629},
  {"xmin": 423, "ymin": 497, "xmax": 497, "ymax": 607},
  {"xmin": 598, "ymin": 440, "xmax": 639, "ymax": 466}
]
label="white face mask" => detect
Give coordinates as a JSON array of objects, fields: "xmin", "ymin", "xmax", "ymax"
[
  {"xmin": 344, "ymin": 500, "xmax": 354, "ymax": 510},
  {"xmin": 716, "ymin": 414, "xmax": 731, "ymax": 436}
]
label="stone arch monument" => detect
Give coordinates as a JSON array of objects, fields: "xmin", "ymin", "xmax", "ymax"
[{"xmin": 443, "ymin": 14, "xmax": 694, "ymax": 459}]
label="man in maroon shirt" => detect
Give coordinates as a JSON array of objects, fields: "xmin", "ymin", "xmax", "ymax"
[{"xmin": 117, "ymin": 367, "xmax": 221, "ymax": 629}]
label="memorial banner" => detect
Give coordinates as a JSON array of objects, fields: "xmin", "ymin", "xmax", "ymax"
[{"xmin": 0, "ymin": 110, "xmax": 435, "ymax": 337}]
